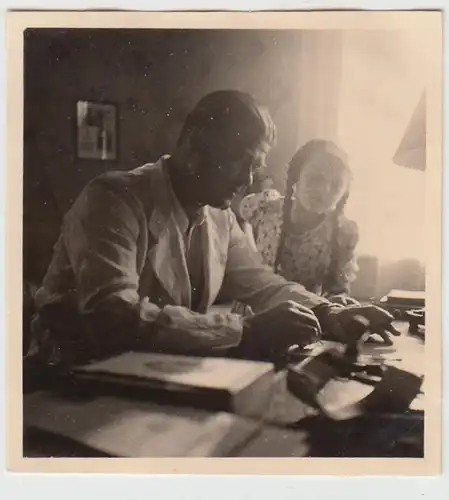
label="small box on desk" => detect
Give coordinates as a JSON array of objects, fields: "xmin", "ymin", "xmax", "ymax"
[{"xmin": 69, "ymin": 352, "xmax": 276, "ymax": 419}]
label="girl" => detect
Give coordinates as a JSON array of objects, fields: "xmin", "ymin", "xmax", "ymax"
[{"xmin": 238, "ymin": 139, "xmax": 360, "ymax": 305}]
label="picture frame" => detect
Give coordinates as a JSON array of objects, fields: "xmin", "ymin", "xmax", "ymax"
[{"xmin": 76, "ymin": 100, "xmax": 118, "ymax": 161}]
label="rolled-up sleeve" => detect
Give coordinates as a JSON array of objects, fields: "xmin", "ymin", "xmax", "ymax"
[{"xmin": 220, "ymin": 211, "xmax": 330, "ymax": 312}]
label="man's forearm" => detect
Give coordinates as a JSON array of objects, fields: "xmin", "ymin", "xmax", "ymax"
[
  {"xmin": 81, "ymin": 292, "xmax": 244, "ymax": 359},
  {"xmin": 241, "ymin": 276, "xmax": 331, "ymax": 313}
]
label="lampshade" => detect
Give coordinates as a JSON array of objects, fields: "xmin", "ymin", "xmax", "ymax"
[{"xmin": 393, "ymin": 93, "xmax": 426, "ymax": 171}]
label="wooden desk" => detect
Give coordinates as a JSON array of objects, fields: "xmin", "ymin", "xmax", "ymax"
[
  {"xmin": 23, "ymin": 322, "xmax": 424, "ymax": 458},
  {"xmin": 233, "ymin": 323, "xmax": 424, "ymax": 457},
  {"xmin": 265, "ymin": 322, "xmax": 424, "ymax": 426}
]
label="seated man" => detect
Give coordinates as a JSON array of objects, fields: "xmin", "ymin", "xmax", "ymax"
[{"xmin": 30, "ymin": 90, "xmax": 399, "ymax": 367}]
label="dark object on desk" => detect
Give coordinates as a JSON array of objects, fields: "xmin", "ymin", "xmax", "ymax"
[
  {"xmin": 405, "ymin": 308, "xmax": 425, "ymax": 338},
  {"xmin": 230, "ymin": 406, "xmax": 424, "ymax": 458},
  {"xmin": 289, "ymin": 410, "xmax": 424, "ymax": 458},
  {"xmin": 69, "ymin": 351, "xmax": 275, "ymax": 419},
  {"xmin": 286, "ymin": 342, "xmax": 423, "ymax": 421}
]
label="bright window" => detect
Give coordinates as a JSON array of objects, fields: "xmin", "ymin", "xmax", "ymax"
[{"xmin": 338, "ymin": 30, "xmax": 427, "ymax": 266}]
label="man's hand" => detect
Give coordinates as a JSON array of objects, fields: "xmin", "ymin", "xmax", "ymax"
[
  {"xmin": 327, "ymin": 294, "xmax": 360, "ymax": 307},
  {"xmin": 242, "ymin": 300, "xmax": 322, "ymax": 361},
  {"xmin": 319, "ymin": 304, "xmax": 401, "ymax": 346}
]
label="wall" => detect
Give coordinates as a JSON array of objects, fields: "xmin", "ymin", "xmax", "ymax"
[{"xmin": 24, "ymin": 28, "xmax": 306, "ymax": 284}]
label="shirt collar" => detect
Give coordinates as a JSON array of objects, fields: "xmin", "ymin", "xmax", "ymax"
[{"xmin": 161, "ymin": 156, "xmax": 206, "ymax": 233}]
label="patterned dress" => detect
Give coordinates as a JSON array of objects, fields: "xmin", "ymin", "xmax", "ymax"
[{"xmin": 238, "ymin": 189, "xmax": 360, "ymax": 297}]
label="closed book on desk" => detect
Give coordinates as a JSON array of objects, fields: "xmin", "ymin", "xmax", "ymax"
[
  {"xmin": 379, "ymin": 289, "xmax": 425, "ymax": 310},
  {"xmin": 23, "ymin": 391, "xmax": 260, "ymax": 458},
  {"xmin": 71, "ymin": 352, "xmax": 275, "ymax": 419}
]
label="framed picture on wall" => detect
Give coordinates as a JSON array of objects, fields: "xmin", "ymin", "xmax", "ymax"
[{"xmin": 76, "ymin": 100, "xmax": 118, "ymax": 160}]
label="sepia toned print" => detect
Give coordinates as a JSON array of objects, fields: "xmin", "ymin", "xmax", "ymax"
[{"xmin": 6, "ymin": 10, "xmax": 443, "ymax": 475}]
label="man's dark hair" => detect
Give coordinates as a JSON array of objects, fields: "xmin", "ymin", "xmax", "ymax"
[{"xmin": 178, "ymin": 90, "xmax": 277, "ymax": 162}]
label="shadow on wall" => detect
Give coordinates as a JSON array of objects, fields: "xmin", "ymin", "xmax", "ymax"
[{"xmin": 352, "ymin": 255, "xmax": 425, "ymax": 301}]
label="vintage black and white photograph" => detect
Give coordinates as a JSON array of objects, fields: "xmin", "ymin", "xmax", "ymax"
[{"xmin": 8, "ymin": 11, "xmax": 442, "ymax": 473}]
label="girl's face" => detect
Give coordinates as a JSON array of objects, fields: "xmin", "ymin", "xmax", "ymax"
[{"xmin": 295, "ymin": 158, "xmax": 349, "ymax": 215}]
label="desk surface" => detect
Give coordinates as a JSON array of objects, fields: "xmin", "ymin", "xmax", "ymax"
[
  {"xmin": 235, "ymin": 324, "xmax": 424, "ymax": 458},
  {"xmin": 23, "ymin": 322, "xmax": 424, "ymax": 458},
  {"xmin": 264, "ymin": 323, "xmax": 424, "ymax": 426}
]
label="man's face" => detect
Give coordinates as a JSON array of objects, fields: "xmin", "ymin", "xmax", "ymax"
[{"xmin": 193, "ymin": 146, "xmax": 270, "ymax": 209}]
